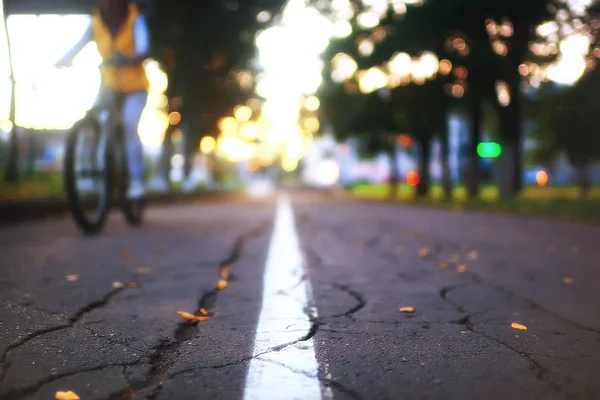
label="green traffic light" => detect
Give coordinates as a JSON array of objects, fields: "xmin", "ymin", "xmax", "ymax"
[{"xmin": 477, "ymin": 142, "xmax": 502, "ymax": 158}]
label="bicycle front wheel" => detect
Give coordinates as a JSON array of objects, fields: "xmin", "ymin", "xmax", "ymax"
[{"xmin": 64, "ymin": 116, "xmax": 113, "ymax": 234}]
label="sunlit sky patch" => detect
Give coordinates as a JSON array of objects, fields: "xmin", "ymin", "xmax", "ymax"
[
  {"xmin": 0, "ymin": 0, "xmax": 596, "ymax": 141},
  {"xmin": 0, "ymin": 0, "xmax": 168, "ymax": 150}
]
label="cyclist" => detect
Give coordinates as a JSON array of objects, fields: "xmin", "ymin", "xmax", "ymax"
[{"xmin": 56, "ymin": 0, "xmax": 149, "ymax": 199}]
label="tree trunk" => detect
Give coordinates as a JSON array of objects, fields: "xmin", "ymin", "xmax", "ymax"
[
  {"xmin": 416, "ymin": 136, "xmax": 432, "ymax": 198},
  {"xmin": 575, "ymin": 163, "xmax": 591, "ymax": 198},
  {"xmin": 467, "ymin": 94, "xmax": 482, "ymax": 199},
  {"xmin": 3, "ymin": 4, "xmax": 18, "ymax": 183},
  {"xmin": 26, "ymin": 129, "xmax": 37, "ymax": 177},
  {"xmin": 498, "ymin": 74, "xmax": 524, "ymax": 199},
  {"xmin": 182, "ymin": 120, "xmax": 196, "ymax": 180},
  {"xmin": 387, "ymin": 136, "xmax": 399, "ymax": 199},
  {"xmin": 158, "ymin": 125, "xmax": 175, "ymax": 183},
  {"xmin": 439, "ymin": 117, "xmax": 452, "ymax": 199},
  {"xmin": 5, "ymin": 127, "xmax": 19, "ymax": 182}
]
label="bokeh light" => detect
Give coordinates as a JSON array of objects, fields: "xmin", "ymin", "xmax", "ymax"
[
  {"xmin": 406, "ymin": 170, "xmax": 420, "ymax": 187},
  {"xmin": 536, "ymin": 170, "xmax": 549, "ymax": 187}
]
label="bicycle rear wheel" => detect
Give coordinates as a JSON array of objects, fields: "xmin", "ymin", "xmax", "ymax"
[{"xmin": 64, "ymin": 116, "xmax": 112, "ymax": 234}]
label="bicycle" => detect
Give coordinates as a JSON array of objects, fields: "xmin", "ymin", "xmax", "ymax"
[{"xmin": 63, "ymin": 80, "xmax": 145, "ymax": 234}]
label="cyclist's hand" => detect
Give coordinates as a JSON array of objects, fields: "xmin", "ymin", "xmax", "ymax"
[{"xmin": 55, "ymin": 58, "xmax": 73, "ymax": 68}]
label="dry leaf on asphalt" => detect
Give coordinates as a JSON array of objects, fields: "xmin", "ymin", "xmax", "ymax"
[
  {"xmin": 120, "ymin": 250, "xmax": 131, "ymax": 262},
  {"xmin": 563, "ymin": 277, "xmax": 574, "ymax": 284},
  {"xmin": 438, "ymin": 261, "xmax": 448, "ymax": 269},
  {"xmin": 511, "ymin": 322, "xmax": 528, "ymax": 331},
  {"xmin": 216, "ymin": 279, "xmax": 229, "ymax": 290},
  {"xmin": 112, "ymin": 281, "xmax": 126, "ymax": 289},
  {"xmin": 466, "ymin": 251, "xmax": 479, "ymax": 261},
  {"xmin": 457, "ymin": 265, "xmax": 468, "ymax": 273},
  {"xmin": 571, "ymin": 245, "xmax": 579, "ymax": 254},
  {"xmin": 199, "ymin": 308, "xmax": 209, "ymax": 316},
  {"xmin": 394, "ymin": 245, "xmax": 405, "ymax": 254},
  {"xmin": 55, "ymin": 391, "xmax": 80, "ymax": 400},
  {"xmin": 177, "ymin": 311, "xmax": 209, "ymax": 322},
  {"xmin": 135, "ymin": 268, "xmax": 152, "ymax": 276},
  {"xmin": 399, "ymin": 306, "xmax": 415, "ymax": 313},
  {"xmin": 220, "ymin": 266, "xmax": 231, "ymax": 279},
  {"xmin": 65, "ymin": 274, "xmax": 79, "ymax": 282},
  {"xmin": 419, "ymin": 249, "xmax": 430, "ymax": 258}
]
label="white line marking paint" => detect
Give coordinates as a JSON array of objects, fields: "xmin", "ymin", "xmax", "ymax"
[{"xmin": 244, "ymin": 195, "xmax": 322, "ymax": 400}]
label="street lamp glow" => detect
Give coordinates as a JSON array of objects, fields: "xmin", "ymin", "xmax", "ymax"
[
  {"xmin": 418, "ymin": 51, "xmax": 439, "ymax": 78},
  {"xmin": 241, "ymin": 121, "xmax": 259, "ymax": 140},
  {"xmin": 359, "ymin": 67, "xmax": 387, "ymax": 94},
  {"xmin": 331, "ymin": 53, "xmax": 358, "ymax": 82},
  {"xmin": 388, "ymin": 52, "xmax": 412, "ymax": 77},
  {"xmin": 333, "ymin": 20, "xmax": 352, "ymax": 38},
  {"xmin": 219, "ymin": 116, "xmax": 238, "ymax": 133},
  {"xmin": 304, "ymin": 96, "xmax": 320, "ymax": 112},
  {"xmin": 357, "ymin": 11, "xmax": 380, "ymax": 29},
  {"xmin": 200, "ymin": 136, "xmax": 216, "ymax": 154},
  {"xmin": 234, "ymin": 105, "xmax": 252, "ymax": 122}
]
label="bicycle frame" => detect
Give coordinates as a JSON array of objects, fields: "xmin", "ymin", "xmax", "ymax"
[{"xmin": 85, "ymin": 94, "xmax": 128, "ymax": 194}]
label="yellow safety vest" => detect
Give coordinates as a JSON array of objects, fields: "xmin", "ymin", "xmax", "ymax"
[{"xmin": 92, "ymin": 4, "xmax": 149, "ymax": 93}]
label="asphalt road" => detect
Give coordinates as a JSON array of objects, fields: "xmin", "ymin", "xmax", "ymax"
[{"xmin": 1, "ymin": 191, "xmax": 599, "ymax": 400}]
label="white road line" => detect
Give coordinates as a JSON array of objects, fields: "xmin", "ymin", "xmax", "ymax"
[{"xmin": 244, "ymin": 195, "xmax": 322, "ymax": 400}]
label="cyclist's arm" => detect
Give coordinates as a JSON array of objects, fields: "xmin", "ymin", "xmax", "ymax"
[{"xmin": 56, "ymin": 24, "xmax": 92, "ymax": 66}]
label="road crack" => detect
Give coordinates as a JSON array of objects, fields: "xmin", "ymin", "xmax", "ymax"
[
  {"xmin": 1, "ymin": 357, "xmax": 146, "ymax": 400},
  {"xmin": 116, "ymin": 222, "xmax": 269, "ymax": 399},
  {"xmin": 255, "ymin": 357, "xmax": 362, "ymax": 400},
  {"xmin": 0, "ymin": 287, "xmax": 127, "ymax": 383},
  {"xmin": 329, "ymin": 284, "xmax": 366, "ymax": 321},
  {"xmin": 439, "ymin": 286, "xmax": 562, "ymax": 393}
]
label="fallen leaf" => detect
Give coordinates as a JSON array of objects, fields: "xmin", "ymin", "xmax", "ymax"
[
  {"xmin": 55, "ymin": 391, "xmax": 80, "ymax": 400},
  {"xmin": 65, "ymin": 274, "xmax": 79, "ymax": 282},
  {"xmin": 120, "ymin": 250, "xmax": 131, "ymax": 262},
  {"xmin": 220, "ymin": 266, "xmax": 231, "ymax": 279},
  {"xmin": 571, "ymin": 245, "xmax": 579, "ymax": 254},
  {"xmin": 112, "ymin": 281, "xmax": 126, "ymax": 289},
  {"xmin": 399, "ymin": 306, "xmax": 415, "ymax": 313},
  {"xmin": 135, "ymin": 268, "xmax": 152, "ymax": 276},
  {"xmin": 177, "ymin": 311, "xmax": 196, "ymax": 321},
  {"xmin": 177, "ymin": 311, "xmax": 209, "ymax": 322},
  {"xmin": 438, "ymin": 261, "xmax": 449, "ymax": 269},
  {"xmin": 466, "ymin": 251, "xmax": 479, "ymax": 261},
  {"xmin": 563, "ymin": 277, "xmax": 574, "ymax": 285},
  {"xmin": 419, "ymin": 248, "xmax": 430, "ymax": 258},
  {"xmin": 199, "ymin": 308, "xmax": 209, "ymax": 316},
  {"xmin": 457, "ymin": 265, "xmax": 468, "ymax": 273},
  {"xmin": 511, "ymin": 322, "xmax": 528, "ymax": 331},
  {"xmin": 216, "ymin": 279, "xmax": 229, "ymax": 290}
]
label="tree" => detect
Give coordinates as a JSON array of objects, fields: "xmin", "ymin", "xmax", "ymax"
[
  {"xmin": 538, "ymin": 70, "xmax": 600, "ymax": 196},
  {"xmin": 2, "ymin": 0, "xmax": 18, "ymax": 182},
  {"xmin": 318, "ymin": 1, "xmax": 456, "ymax": 199},
  {"xmin": 147, "ymin": 0, "xmax": 285, "ymax": 181}
]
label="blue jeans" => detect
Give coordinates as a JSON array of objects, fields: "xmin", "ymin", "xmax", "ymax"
[{"xmin": 95, "ymin": 87, "xmax": 148, "ymax": 182}]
